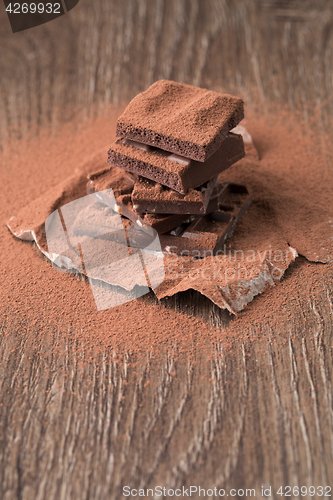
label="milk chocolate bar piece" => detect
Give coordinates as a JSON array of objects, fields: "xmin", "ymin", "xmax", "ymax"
[
  {"xmin": 87, "ymin": 166, "xmax": 195, "ymax": 235},
  {"xmin": 131, "ymin": 176, "xmax": 217, "ymax": 215},
  {"xmin": 115, "ymin": 194, "xmax": 197, "ymax": 235},
  {"xmin": 116, "ymin": 80, "xmax": 244, "ymax": 162},
  {"xmin": 159, "ymin": 183, "xmax": 253, "ymax": 257},
  {"xmin": 107, "ymin": 132, "xmax": 244, "ymax": 194}
]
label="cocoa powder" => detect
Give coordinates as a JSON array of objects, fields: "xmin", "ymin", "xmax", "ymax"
[{"xmin": 1, "ymin": 106, "xmax": 333, "ymax": 357}]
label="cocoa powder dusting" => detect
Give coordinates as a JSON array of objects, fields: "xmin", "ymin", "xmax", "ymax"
[
  {"xmin": 116, "ymin": 80, "xmax": 244, "ymax": 161},
  {"xmin": 1, "ymin": 106, "xmax": 333, "ymax": 358}
]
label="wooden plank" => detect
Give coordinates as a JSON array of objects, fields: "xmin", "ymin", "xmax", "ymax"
[{"xmin": 1, "ymin": 1, "xmax": 333, "ymax": 497}]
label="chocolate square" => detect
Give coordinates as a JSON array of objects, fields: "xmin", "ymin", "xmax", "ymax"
[
  {"xmin": 131, "ymin": 176, "xmax": 217, "ymax": 215},
  {"xmin": 107, "ymin": 132, "xmax": 244, "ymax": 194},
  {"xmin": 116, "ymin": 80, "xmax": 244, "ymax": 162}
]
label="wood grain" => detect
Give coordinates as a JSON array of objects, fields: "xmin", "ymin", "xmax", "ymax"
[
  {"xmin": 2, "ymin": 0, "xmax": 333, "ymax": 148},
  {"xmin": 1, "ymin": 1, "xmax": 333, "ymax": 498}
]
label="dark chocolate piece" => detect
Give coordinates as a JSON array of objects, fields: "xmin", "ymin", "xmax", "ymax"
[
  {"xmin": 107, "ymin": 132, "xmax": 244, "ymax": 194},
  {"xmin": 131, "ymin": 176, "xmax": 217, "ymax": 215},
  {"xmin": 159, "ymin": 183, "xmax": 253, "ymax": 257},
  {"xmin": 116, "ymin": 80, "xmax": 244, "ymax": 162}
]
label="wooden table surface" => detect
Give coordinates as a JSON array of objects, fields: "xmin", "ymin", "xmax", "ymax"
[{"xmin": 1, "ymin": 1, "xmax": 333, "ymax": 499}]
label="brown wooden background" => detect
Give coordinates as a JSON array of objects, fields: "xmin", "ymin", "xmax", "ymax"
[{"xmin": 1, "ymin": 1, "xmax": 333, "ymax": 499}]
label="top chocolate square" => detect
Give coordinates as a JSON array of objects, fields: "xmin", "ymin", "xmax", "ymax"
[{"xmin": 116, "ymin": 80, "xmax": 244, "ymax": 162}]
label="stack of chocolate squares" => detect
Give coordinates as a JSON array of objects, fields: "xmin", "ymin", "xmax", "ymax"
[{"xmin": 88, "ymin": 80, "xmax": 252, "ymax": 257}]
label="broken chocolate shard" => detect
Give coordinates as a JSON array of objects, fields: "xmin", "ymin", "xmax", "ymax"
[
  {"xmin": 141, "ymin": 212, "xmax": 198, "ymax": 235},
  {"xmin": 131, "ymin": 176, "xmax": 217, "ymax": 215},
  {"xmin": 87, "ymin": 166, "xmax": 200, "ymax": 235},
  {"xmin": 109, "ymin": 191, "xmax": 197, "ymax": 235},
  {"xmin": 107, "ymin": 132, "xmax": 245, "ymax": 194},
  {"xmin": 116, "ymin": 79, "xmax": 244, "ymax": 162},
  {"xmin": 159, "ymin": 183, "xmax": 253, "ymax": 257},
  {"xmin": 86, "ymin": 167, "xmax": 252, "ymax": 241},
  {"xmin": 87, "ymin": 166, "xmax": 137, "ymax": 196},
  {"xmin": 206, "ymin": 182, "xmax": 251, "ymax": 214},
  {"xmin": 86, "ymin": 167, "xmax": 152, "ymax": 235}
]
